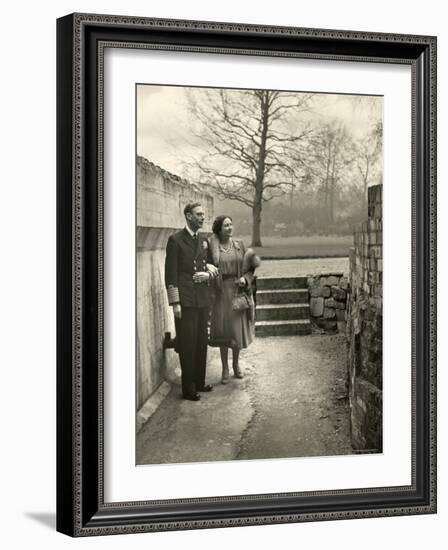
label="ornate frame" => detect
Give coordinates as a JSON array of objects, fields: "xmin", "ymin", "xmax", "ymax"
[{"xmin": 56, "ymin": 13, "xmax": 437, "ymax": 536}]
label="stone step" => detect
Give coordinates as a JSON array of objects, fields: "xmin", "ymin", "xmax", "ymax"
[
  {"xmin": 256, "ymin": 276, "xmax": 309, "ymax": 290},
  {"xmin": 256, "ymin": 288, "xmax": 309, "ymax": 305},
  {"xmin": 256, "ymin": 303, "xmax": 310, "ymax": 321},
  {"xmin": 255, "ymin": 319, "xmax": 312, "ymax": 337}
]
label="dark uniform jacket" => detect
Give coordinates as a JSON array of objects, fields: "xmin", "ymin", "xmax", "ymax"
[{"xmin": 165, "ymin": 228, "xmax": 212, "ymax": 308}]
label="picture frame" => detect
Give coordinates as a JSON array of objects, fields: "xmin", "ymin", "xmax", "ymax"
[{"xmin": 56, "ymin": 12, "xmax": 437, "ymax": 536}]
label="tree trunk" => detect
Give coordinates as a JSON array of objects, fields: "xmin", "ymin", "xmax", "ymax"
[
  {"xmin": 329, "ymin": 183, "xmax": 335, "ymax": 224},
  {"xmin": 363, "ymin": 161, "xmax": 369, "ymax": 212},
  {"xmin": 329, "ymin": 158, "xmax": 336, "ymax": 224},
  {"xmin": 251, "ymin": 202, "xmax": 262, "ymax": 247},
  {"xmin": 323, "ymin": 152, "xmax": 331, "ymax": 225},
  {"xmin": 250, "ymin": 91, "xmax": 269, "ymax": 248}
]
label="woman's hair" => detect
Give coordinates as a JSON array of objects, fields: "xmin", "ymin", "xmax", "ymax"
[{"xmin": 212, "ymin": 215, "xmax": 232, "ymax": 236}]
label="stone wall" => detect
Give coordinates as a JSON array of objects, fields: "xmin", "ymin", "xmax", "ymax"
[
  {"xmin": 308, "ymin": 273, "xmax": 349, "ymax": 333},
  {"xmin": 137, "ymin": 156, "xmax": 214, "ymax": 411},
  {"xmin": 347, "ymin": 184, "xmax": 383, "ymax": 452}
]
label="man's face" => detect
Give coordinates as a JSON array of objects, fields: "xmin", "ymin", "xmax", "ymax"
[{"xmin": 186, "ymin": 205, "xmax": 205, "ymax": 232}]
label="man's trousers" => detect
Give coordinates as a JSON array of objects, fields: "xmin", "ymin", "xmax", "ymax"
[{"xmin": 175, "ymin": 306, "xmax": 208, "ymax": 397}]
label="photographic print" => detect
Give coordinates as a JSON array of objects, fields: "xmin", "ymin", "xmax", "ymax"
[
  {"xmin": 57, "ymin": 14, "xmax": 436, "ymax": 535},
  {"xmin": 135, "ymin": 84, "xmax": 383, "ymax": 465}
]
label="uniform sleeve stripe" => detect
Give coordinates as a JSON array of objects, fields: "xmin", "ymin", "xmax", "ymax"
[{"xmin": 167, "ymin": 286, "xmax": 180, "ymax": 304}]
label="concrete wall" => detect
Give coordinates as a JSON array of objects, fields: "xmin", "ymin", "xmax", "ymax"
[
  {"xmin": 347, "ymin": 184, "xmax": 383, "ymax": 452},
  {"xmin": 136, "ymin": 156, "xmax": 214, "ymax": 411}
]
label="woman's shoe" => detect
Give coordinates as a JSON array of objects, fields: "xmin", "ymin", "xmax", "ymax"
[
  {"xmin": 233, "ymin": 366, "xmax": 244, "ymax": 379},
  {"xmin": 221, "ymin": 366, "xmax": 230, "ymax": 384}
]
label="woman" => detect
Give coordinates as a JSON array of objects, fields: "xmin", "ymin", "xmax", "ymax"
[{"xmin": 209, "ymin": 215, "xmax": 258, "ymax": 383}]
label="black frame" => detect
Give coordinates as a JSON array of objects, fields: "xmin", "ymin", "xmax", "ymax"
[{"xmin": 57, "ymin": 13, "xmax": 437, "ymax": 536}]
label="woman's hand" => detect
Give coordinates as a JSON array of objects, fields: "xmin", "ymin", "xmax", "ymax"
[
  {"xmin": 193, "ymin": 271, "xmax": 210, "ymax": 284},
  {"xmin": 238, "ymin": 276, "xmax": 246, "ymax": 288},
  {"xmin": 206, "ymin": 263, "xmax": 219, "ymax": 278}
]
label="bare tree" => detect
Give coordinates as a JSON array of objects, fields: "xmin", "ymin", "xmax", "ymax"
[
  {"xmin": 185, "ymin": 88, "xmax": 313, "ymax": 246},
  {"xmin": 354, "ymin": 122, "xmax": 383, "ymax": 205},
  {"xmin": 304, "ymin": 121, "xmax": 354, "ymax": 225}
]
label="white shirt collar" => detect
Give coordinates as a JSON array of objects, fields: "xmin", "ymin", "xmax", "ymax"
[{"xmin": 185, "ymin": 225, "xmax": 197, "ymax": 238}]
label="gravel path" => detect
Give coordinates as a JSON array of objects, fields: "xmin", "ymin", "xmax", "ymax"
[
  {"xmin": 136, "ymin": 346, "xmax": 253, "ymax": 465},
  {"xmin": 137, "ymin": 334, "xmax": 352, "ymax": 465},
  {"xmin": 237, "ymin": 334, "xmax": 352, "ymax": 460}
]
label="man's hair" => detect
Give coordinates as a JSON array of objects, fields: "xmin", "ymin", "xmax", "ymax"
[{"xmin": 184, "ymin": 202, "xmax": 202, "ymax": 217}]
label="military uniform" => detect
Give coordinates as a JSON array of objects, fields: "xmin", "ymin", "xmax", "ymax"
[{"xmin": 165, "ymin": 228, "xmax": 212, "ymax": 398}]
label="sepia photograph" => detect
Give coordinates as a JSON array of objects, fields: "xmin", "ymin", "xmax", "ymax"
[
  {"xmin": 135, "ymin": 84, "xmax": 383, "ymax": 465},
  {"xmin": 54, "ymin": 9, "xmax": 437, "ymax": 538}
]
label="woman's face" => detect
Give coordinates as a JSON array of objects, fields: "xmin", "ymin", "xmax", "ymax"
[{"xmin": 220, "ymin": 217, "xmax": 233, "ymax": 238}]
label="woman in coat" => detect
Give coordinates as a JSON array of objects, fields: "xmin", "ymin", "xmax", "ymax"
[{"xmin": 209, "ymin": 215, "xmax": 260, "ymax": 383}]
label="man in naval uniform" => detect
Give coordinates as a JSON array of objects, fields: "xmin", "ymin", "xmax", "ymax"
[{"xmin": 164, "ymin": 202, "xmax": 218, "ymax": 401}]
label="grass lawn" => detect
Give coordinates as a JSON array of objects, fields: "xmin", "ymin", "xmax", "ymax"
[{"xmin": 238, "ymin": 234, "xmax": 353, "ymax": 259}]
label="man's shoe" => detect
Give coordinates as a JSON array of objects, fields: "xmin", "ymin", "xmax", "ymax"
[
  {"xmin": 184, "ymin": 393, "xmax": 200, "ymax": 401},
  {"xmin": 197, "ymin": 384, "xmax": 213, "ymax": 392}
]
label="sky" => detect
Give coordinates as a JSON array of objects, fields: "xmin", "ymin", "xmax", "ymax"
[{"xmin": 136, "ymin": 84, "xmax": 383, "ymax": 178}]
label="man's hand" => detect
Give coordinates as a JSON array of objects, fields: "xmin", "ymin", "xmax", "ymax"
[
  {"xmin": 173, "ymin": 304, "xmax": 182, "ymax": 319},
  {"xmin": 193, "ymin": 271, "xmax": 210, "ymax": 284},
  {"xmin": 206, "ymin": 263, "xmax": 219, "ymax": 278},
  {"xmin": 238, "ymin": 276, "xmax": 246, "ymax": 288}
]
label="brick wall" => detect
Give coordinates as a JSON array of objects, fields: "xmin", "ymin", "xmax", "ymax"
[
  {"xmin": 347, "ymin": 184, "xmax": 383, "ymax": 452},
  {"xmin": 137, "ymin": 156, "xmax": 214, "ymax": 410}
]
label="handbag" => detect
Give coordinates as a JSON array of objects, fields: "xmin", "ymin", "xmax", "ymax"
[
  {"xmin": 231, "ymin": 251, "xmax": 250, "ymax": 311},
  {"xmin": 232, "ymin": 290, "xmax": 251, "ymax": 311}
]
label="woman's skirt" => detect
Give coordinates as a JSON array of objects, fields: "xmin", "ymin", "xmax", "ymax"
[{"xmin": 210, "ymin": 278, "xmax": 254, "ymax": 349}]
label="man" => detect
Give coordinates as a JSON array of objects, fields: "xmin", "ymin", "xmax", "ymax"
[{"xmin": 165, "ymin": 203, "xmax": 218, "ymax": 401}]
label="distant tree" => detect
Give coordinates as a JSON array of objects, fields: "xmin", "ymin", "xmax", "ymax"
[
  {"xmin": 304, "ymin": 121, "xmax": 354, "ymax": 224},
  {"xmin": 354, "ymin": 122, "xmax": 383, "ymax": 205},
  {"xmin": 185, "ymin": 89, "xmax": 313, "ymax": 246}
]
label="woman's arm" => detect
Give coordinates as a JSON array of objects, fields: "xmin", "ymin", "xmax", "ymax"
[
  {"xmin": 241, "ymin": 246, "xmax": 260, "ymax": 289},
  {"xmin": 242, "ymin": 269, "xmax": 255, "ymax": 289}
]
